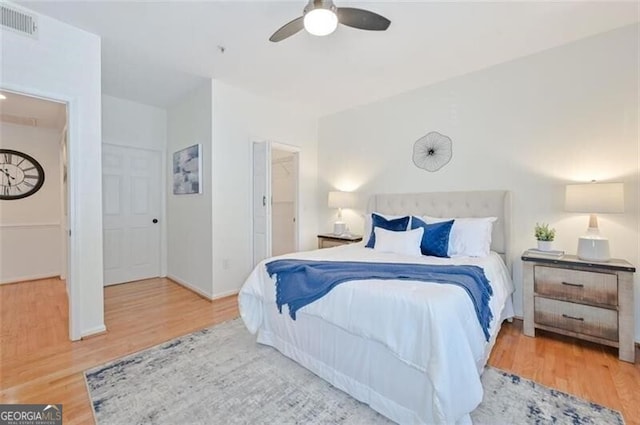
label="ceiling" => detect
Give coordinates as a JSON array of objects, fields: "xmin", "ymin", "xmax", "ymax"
[
  {"xmin": 19, "ymin": 1, "xmax": 640, "ymax": 117},
  {"xmin": 0, "ymin": 90, "xmax": 67, "ymax": 131}
]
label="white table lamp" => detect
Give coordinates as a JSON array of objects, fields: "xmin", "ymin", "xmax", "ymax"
[
  {"xmin": 565, "ymin": 182, "xmax": 624, "ymax": 262},
  {"xmin": 328, "ymin": 191, "xmax": 357, "ymax": 235}
]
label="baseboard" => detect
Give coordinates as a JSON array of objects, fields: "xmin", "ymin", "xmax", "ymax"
[
  {"xmin": 80, "ymin": 324, "xmax": 107, "ymax": 339},
  {"xmin": 167, "ymin": 274, "xmax": 213, "ymax": 300},
  {"xmin": 0, "ymin": 273, "xmax": 61, "ymax": 285},
  {"xmin": 211, "ymin": 289, "xmax": 239, "ymax": 300}
]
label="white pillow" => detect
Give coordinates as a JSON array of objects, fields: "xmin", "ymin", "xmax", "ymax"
[
  {"xmin": 373, "ymin": 227, "xmax": 424, "ymax": 257},
  {"xmin": 423, "ymin": 216, "xmax": 497, "ymax": 257}
]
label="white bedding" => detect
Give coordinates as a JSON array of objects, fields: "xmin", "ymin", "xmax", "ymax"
[{"xmin": 239, "ymin": 243, "xmax": 514, "ymax": 424}]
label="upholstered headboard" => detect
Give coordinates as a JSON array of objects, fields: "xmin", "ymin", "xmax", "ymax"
[{"xmin": 365, "ymin": 191, "xmax": 512, "ymax": 269}]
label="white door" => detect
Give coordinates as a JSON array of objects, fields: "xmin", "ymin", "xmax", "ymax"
[
  {"xmin": 102, "ymin": 144, "xmax": 161, "ymax": 285},
  {"xmin": 252, "ymin": 141, "xmax": 271, "ymax": 266}
]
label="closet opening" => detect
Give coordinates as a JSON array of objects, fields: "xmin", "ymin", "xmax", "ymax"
[
  {"xmin": 271, "ymin": 147, "xmax": 298, "ymax": 256},
  {"xmin": 252, "ymin": 141, "xmax": 300, "ymax": 266}
]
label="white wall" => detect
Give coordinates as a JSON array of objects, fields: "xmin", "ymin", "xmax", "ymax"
[
  {"xmin": 211, "ymin": 80, "xmax": 318, "ymax": 298},
  {"xmin": 318, "ymin": 25, "xmax": 639, "ymax": 340},
  {"xmin": 102, "ymin": 95, "xmax": 168, "ymax": 276},
  {"xmin": 1, "ymin": 4, "xmax": 104, "ymax": 338},
  {"xmin": 166, "ymin": 81, "xmax": 214, "ymax": 298},
  {"xmin": 103, "ymin": 95, "xmax": 167, "ymax": 151},
  {"xmin": 0, "ymin": 123, "xmax": 62, "ymax": 283}
]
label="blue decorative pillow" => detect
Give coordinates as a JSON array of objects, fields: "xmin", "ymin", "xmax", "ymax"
[
  {"xmin": 410, "ymin": 216, "xmax": 454, "ymax": 257},
  {"xmin": 365, "ymin": 214, "xmax": 411, "ymax": 248}
]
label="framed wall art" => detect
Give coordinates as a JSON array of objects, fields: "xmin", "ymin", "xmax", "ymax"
[
  {"xmin": 412, "ymin": 131, "xmax": 453, "ymax": 172},
  {"xmin": 173, "ymin": 144, "xmax": 202, "ymax": 195}
]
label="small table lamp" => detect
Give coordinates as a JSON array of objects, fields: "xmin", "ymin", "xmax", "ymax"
[
  {"xmin": 328, "ymin": 191, "xmax": 357, "ymax": 235},
  {"xmin": 565, "ymin": 182, "xmax": 624, "ymax": 262}
]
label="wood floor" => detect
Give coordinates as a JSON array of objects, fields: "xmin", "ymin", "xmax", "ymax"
[
  {"xmin": 0, "ymin": 277, "xmax": 238, "ymax": 424},
  {"xmin": 1, "ymin": 278, "xmax": 638, "ymax": 425},
  {"xmin": 489, "ymin": 320, "xmax": 640, "ymax": 425}
]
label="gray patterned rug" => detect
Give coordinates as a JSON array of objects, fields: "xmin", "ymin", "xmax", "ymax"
[{"xmin": 85, "ymin": 319, "xmax": 624, "ymax": 425}]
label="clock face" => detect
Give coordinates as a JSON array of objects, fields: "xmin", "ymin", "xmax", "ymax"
[{"xmin": 0, "ymin": 149, "xmax": 45, "ymax": 200}]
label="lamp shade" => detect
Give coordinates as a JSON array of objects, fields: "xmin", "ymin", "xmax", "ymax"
[
  {"xmin": 328, "ymin": 191, "xmax": 357, "ymax": 209},
  {"xmin": 565, "ymin": 183, "xmax": 624, "ymax": 213}
]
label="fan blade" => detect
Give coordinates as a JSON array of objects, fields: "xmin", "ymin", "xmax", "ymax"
[
  {"xmin": 337, "ymin": 7, "xmax": 390, "ymax": 31},
  {"xmin": 269, "ymin": 16, "xmax": 305, "ymax": 42}
]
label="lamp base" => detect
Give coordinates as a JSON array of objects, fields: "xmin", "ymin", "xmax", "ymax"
[
  {"xmin": 577, "ymin": 236, "xmax": 610, "ymax": 262},
  {"xmin": 333, "ymin": 222, "xmax": 346, "ymax": 235}
]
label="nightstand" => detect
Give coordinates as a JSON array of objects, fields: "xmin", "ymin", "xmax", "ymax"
[
  {"xmin": 317, "ymin": 233, "xmax": 363, "ymax": 249},
  {"xmin": 522, "ymin": 252, "xmax": 636, "ymax": 363}
]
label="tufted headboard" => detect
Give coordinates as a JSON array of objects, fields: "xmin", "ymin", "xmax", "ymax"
[{"xmin": 365, "ymin": 191, "xmax": 512, "ymax": 269}]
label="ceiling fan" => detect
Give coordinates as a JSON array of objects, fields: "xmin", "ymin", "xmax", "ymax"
[{"xmin": 269, "ymin": 0, "xmax": 391, "ymax": 42}]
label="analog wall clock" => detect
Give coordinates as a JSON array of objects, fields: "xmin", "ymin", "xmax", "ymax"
[{"xmin": 0, "ymin": 149, "xmax": 45, "ymax": 200}]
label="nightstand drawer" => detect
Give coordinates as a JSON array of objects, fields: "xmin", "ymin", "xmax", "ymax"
[
  {"xmin": 534, "ymin": 266, "xmax": 617, "ymax": 306},
  {"xmin": 317, "ymin": 234, "xmax": 363, "ymax": 249},
  {"xmin": 534, "ymin": 297, "xmax": 618, "ymax": 341},
  {"xmin": 320, "ymin": 239, "xmax": 348, "ymax": 248}
]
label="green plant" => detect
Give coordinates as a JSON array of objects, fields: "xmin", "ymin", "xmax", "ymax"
[{"xmin": 534, "ymin": 222, "xmax": 556, "ymax": 241}]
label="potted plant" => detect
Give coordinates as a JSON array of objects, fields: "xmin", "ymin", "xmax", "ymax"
[{"xmin": 534, "ymin": 222, "xmax": 556, "ymax": 251}]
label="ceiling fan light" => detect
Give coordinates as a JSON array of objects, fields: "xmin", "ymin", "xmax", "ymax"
[{"xmin": 303, "ymin": 8, "xmax": 338, "ymax": 36}]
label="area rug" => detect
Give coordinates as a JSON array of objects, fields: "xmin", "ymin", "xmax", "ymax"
[{"xmin": 85, "ymin": 319, "xmax": 624, "ymax": 425}]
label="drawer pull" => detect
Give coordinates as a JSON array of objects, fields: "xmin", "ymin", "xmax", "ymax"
[
  {"xmin": 562, "ymin": 314, "xmax": 585, "ymax": 321},
  {"xmin": 561, "ymin": 281, "xmax": 584, "ymax": 288}
]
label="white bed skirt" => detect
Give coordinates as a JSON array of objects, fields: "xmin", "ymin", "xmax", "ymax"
[{"xmin": 249, "ymin": 293, "xmax": 514, "ymax": 425}]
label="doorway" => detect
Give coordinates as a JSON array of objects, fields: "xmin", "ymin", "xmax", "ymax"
[
  {"xmin": 0, "ymin": 89, "xmax": 71, "ymax": 335},
  {"xmin": 271, "ymin": 148, "xmax": 298, "ymax": 256},
  {"xmin": 252, "ymin": 141, "xmax": 300, "ymax": 265}
]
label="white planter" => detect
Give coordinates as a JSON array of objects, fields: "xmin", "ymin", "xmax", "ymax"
[{"xmin": 537, "ymin": 240, "xmax": 554, "ymax": 251}]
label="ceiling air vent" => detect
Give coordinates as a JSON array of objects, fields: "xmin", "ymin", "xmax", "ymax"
[{"xmin": 1, "ymin": 5, "xmax": 38, "ymax": 38}]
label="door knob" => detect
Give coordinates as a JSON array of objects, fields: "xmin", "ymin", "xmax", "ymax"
[{"xmin": 152, "ymin": 218, "xmax": 158, "ymax": 224}]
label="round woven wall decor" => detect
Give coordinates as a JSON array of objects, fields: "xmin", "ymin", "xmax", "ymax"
[{"xmin": 412, "ymin": 131, "xmax": 453, "ymax": 172}]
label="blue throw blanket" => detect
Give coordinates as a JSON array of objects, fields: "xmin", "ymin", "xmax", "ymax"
[{"xmin": 266, "ymin": 260, "xmax": 494, "ymax": 341}]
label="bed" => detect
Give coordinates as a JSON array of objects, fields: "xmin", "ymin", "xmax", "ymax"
[{"xmin": 239, "ymin": 191, "xmax": 514, "ymax": 424}]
